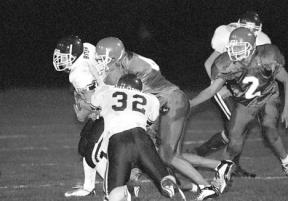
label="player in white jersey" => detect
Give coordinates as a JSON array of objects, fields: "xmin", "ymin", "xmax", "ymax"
[
  {"xmin": 193, "ymin": 11, "xmax": 271, "ymax": 177},
  {"xmin": 53, "ymin": 35, "xmax": 111, "ymax": 197},
  {"xmin": 76, "ymin": 74, "xmax": 186, "ymax": 201}
]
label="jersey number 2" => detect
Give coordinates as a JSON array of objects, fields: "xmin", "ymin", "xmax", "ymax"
[
  {"xmin": 242, "ymin": 76, "xmax": 261, "ymax": 99},
  {"xmin": 112, "ymin": 91, "xmax": 147, "ymax": 114}
]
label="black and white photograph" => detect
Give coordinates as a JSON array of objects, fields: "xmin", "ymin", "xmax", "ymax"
[{"xmin": 1, "ymin": 0, "xmax": 288, "ymax": 200}]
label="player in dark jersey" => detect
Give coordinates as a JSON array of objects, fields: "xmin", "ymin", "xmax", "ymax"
[
  {"xmin": 189, "ymin": 27, "xmax": 288, "ymax": 176},
  {"xmin": 195, "ymin": 11, "xmax": 271, "ymax": 178}
]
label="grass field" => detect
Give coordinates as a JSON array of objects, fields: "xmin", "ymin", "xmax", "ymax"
[{"xmin": 1, "ymin": 88, "xmax": 288, "ymax": 201}]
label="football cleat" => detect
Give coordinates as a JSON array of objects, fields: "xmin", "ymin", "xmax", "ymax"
[
  {"xmin": 64, "ymin": 187, "xmax": 96, "ymax": 197},
  {"xmin": 161, "ymin": 175, "xmax": 186, "ymax": 201},
  {"xmin": 196, "ymin": 185, "xmax": 219, "ymax": 201},
  {"xmin": 214, "ymin": 160, "xmax": 234, "ymax": 193},
  {"xmin": 281, "ymin": 162, "xmax": 288, "ymax": 176}
]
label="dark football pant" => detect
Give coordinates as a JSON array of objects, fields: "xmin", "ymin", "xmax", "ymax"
[
  {"xmin": 195, "ymin": 94, "xmax": 237, "ymax": 156},
  {"xmin": 78, "ymin": 117, "xmax": 105, "ymax": 168},
  {"xmin": 104, "ymin": 127, "xmax": 170, "ymax": 194}
]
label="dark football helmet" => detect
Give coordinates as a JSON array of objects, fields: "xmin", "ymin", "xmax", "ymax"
[
  {"xmin": 237, "ymin": 11, "xmax": 262, "ymax": 35},
  {"xmin": 53, "ymin": 35, "xmax": 83, "ymax": 72},
  {"xmin": 227, "ymin": 27, "xmax": 256, "ymax": 61},
  {"xmin": 117, "ymin": 74, "xmax": 143, "ymax": 91},
  {"xmin": 95, "ymin": 37, "xmax": 126, "ymax": 73}
]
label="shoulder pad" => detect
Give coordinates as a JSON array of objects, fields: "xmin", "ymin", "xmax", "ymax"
[
  {"xmin": 255, "ymin": 32, "xmax": 271, "ymax": 46},
  {"xmin": 211, "ymin": 53, "xmax": 232, "ymax": 79},
  {"xmin": 211, "ymin": 25, "xmax": 231, "ymax": 53}
]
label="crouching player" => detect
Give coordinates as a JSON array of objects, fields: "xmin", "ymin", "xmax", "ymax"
[
  {"xmin": 76, "ymin": 74, "xmax": 186, "ymax": 201},
  {"xmin": 53, "ymin": 35, "xmax": 116, "ymax": 197}
]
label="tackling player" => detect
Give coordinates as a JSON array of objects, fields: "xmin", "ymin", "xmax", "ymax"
[
  {"xmin": 53, "ymin": 35, "xmax": 114, "ymax": 197},
  {"xmin": 92, "ymin": 37, "xmax": 235, "ymax": 200},
  {"xmin": 76, "ymin": 74, "xmax": 186, "ymax": 201},
  {"xmin": 194, "ymin": 11, "xmax": 271, "ymax": 177},
  {"xmin": 189, "ymin": 27, "xmax": 288, "ymax": 176}
]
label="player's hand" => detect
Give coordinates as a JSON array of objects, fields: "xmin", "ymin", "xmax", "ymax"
[
  {"xmin": 281, "ymin": 107, "xmax": 288, "ymax": 128},
  {"xmin": 88, "ymin": 111, "xmax": 100, "ymax": 120},
  {"xmin": 218, "ymin": 86, "xmax": 232, "ymax": 98},
  {"xmin": 73, "ymin": 104, "xmax": 86, "ymax": 122}
]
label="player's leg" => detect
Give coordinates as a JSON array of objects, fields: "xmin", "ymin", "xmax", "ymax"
[
  {"xmin": 223, "ymin": 103, "xmax": 256, "ymax": 160},
  {"xmin": 157, "ymin": 89, "xmax": 190, "ymax": 165},
  {"xmin": 261, "ymin": 93, "xmax": 288, "ymax": 175},
  {"xmin": 157, "ymin": 89, "xmax": 220, "ymax": 199},
  {"xmin": 195, "ymin": 94, "xmax": 256, "ymax": 177},
  {"xmin": 194, "ymin": 94, "xmax": 233, "ymax": 156},
  {"xmin": 133, "ymin": 127, "xmax": 186, "ymax": 200},
  {"xmin": 105, "ymin": 130, "xmax": 134, "ymax": 198},
  {"xmin": 65, "ymin": 117, "xmax": 105, "ymax": 197}
]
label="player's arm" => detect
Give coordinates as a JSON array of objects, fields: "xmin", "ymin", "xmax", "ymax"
[
  {"xmin": 275, "ymin": 67, "xmax": 288, "ymax": 127},
  {"xmin": 204, "ymin": 51, "xmax": 221, "ymax": 79},
  {"xmin": 189, "ymin": 78, "xmax": 225, "ymax": 108},
  {"xmin": 147, "ymin": 95, "xmax": 160, "ymax": 124},
  {"xmin": 73, "ymin": 89, "xmax": 99, "ymax": 122},
  {"xmin": 73, "ymin": 103, "xmax": 93, "ymax": 122}
]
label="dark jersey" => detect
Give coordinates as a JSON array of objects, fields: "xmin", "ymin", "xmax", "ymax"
[
  {"xmin": 211, "ymin": 44, "xmax": 285, "ymax": 107},
  {"xmin": 120, "ymin": 52, "xmax": 178, "ymax": 94}
]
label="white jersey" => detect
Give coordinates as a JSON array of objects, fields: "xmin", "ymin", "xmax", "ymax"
[
  {"xmin": 69, "ymin": 43, "xmax": 106, "ymax": 92},
  {"xmin": 90, "ymin": 85, "xmax": 160, "ymax": 138},
  {"xmin": 211, "ymin": 23, "xmax": 271, "ymax": 53}
]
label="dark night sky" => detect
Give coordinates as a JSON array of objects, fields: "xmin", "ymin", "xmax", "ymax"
[{"xmin": 2, "ymin": 0, "xmax": 288, "ymax": 89}]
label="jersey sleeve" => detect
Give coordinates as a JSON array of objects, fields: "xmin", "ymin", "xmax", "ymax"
[
  {"xmin": 211, "ymin": 25, "xmax": 230, "ymax": 53},
  {"xmin": 255, "ymin": 31, "xmax": 271, "ymax": 46},
  {"xmin": 90, "ymin": 85, "xmax": 110, "ymax": 109},
  {"xmin": 147, "ymin": 95, "xmax": 160, "ymax": 123},
  {"xmin": 69, "ymin": 68, "xmax": 96, "ymax": 92},
  {"xmin": 211, "ymin": 53, "xmax": 237, "ymax": 81}
]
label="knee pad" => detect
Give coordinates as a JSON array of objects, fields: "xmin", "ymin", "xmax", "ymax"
[
  {"xmin": 227, "ymin": 138, "xmax": 243, "ymax": 156},
  {"xmin": 108, "ymin": 186, "xmax": 131, "ymax": 201}
]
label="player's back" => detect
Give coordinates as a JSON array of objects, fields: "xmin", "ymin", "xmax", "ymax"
[
  {"xmin": 121, "ymin": 52, "xmax": 178, "ymax": 94},
  {"xmin": 69, "ymin": 42, "xmax": 105, "ymax": 91},
  {"xmin": 91, "ymin": 85, "xmax": 160, "ymax": 137}
]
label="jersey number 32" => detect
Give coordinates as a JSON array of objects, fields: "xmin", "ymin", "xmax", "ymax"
[{"xmin": 112, "ymin": 91, "xmax": 147, "ymax": 114}]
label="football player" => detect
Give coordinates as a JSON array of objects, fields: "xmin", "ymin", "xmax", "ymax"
[
  {"xmin": 194, "ymin": 11, "xmax": 271, "ymax": 177},
  {"xmin": 53, "ymin": 35, "xmax": 114, "ymax": 197},
  {"xmin": 75, "ymin": 74, "xmax": 186, "ymax": 201},
  {"xmin": 92, "ymin": 37, "xmax": 235, "ymax": 200},
  {"xmin": 189, "ymin": 27, "xmax": 288, "ymax": 176}
]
